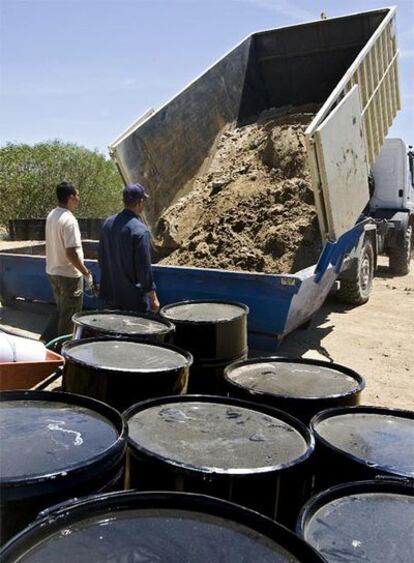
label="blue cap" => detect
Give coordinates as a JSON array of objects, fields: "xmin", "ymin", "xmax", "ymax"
[{"xmin": 123, "ymin": 183, "xmax": 149, "ymax": 202}]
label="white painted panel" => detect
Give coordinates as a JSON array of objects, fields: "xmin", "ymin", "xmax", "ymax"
[
  {"xmin": 371, "ymin": 138, "xmax": 407, "ymax": 208},
  {"xmin": 315, "ymin": 86, "xmax": 369, "ymax": 240}
]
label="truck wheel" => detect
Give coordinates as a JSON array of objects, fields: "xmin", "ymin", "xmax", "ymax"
[
  {"xmin": 388, "ymin": 226, "xmax": 412, "ymax": 276},
  {"xmin": 336, "ymin": 240, "xmax": 374, "ymax": 305}
]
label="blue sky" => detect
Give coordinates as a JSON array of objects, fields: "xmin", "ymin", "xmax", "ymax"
[{"xmin": 1, "ymin": 0, "xmax": 413, "ymax": 156}]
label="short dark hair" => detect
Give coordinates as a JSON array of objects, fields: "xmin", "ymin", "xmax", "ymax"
[{"xmin": 56, "ymin": 181, "xmax": 76, "ymax": 204}]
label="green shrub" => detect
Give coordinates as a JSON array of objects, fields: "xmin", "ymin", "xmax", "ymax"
[{"xmin": 0, "ymin": 140, "xmax": 123, "ymax": 224}]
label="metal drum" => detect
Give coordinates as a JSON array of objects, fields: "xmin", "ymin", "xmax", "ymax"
[
  {"xmin": 160, "ymin": 300, "xmax": 249, "ymax": 393},
  {"xmin": 297, "ymin": 480, "xmax": 414, "ymax": 563},
  {"xmin": 311, "ymin": 405, "xmax": 414, "ymax": 491},
  {"xmin": 0, "ymin": 390, "xmax": 127, "ymax": 545},
  {"xmin": 62, "ymin": 337, "xmax": 192, "ymax": 412},
  {"xmin": 0, "ymin": 491, "xmax": 325, "ymax": 562},
  {"xmin": 124, "ymin": 394, "xmax": 314, "ymax": 529},
  {"xmin": 224, "ymin": 357, "xmax": 365, "ymax": 423},
  {"xmin": 72, "ymin": 310, "xmax": 175, "ymax": 343}
]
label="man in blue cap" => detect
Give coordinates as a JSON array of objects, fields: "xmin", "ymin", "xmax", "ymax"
[{"xmin": 98, "ymin": 183, "xmax": 160, "ymax": 312}]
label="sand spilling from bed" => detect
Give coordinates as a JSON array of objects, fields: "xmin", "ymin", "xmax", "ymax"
[{"xmin": 156, "ymin": 106, "xmax": 321, "ymax": 274}]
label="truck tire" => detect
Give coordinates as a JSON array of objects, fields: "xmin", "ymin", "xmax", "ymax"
[
  {"xmin": 388, "ymin": 226, "xmax": 412, "ymax": 276},
  {"xmin": 336, "ymin": 240, "xmax": 374, "ymax": 305}
]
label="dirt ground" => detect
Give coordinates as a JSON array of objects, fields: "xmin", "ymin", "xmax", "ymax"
[
  {"xmin": 279, "ymin": 256, "xmax": 414, "ymax": 410},
  {"xmin": 157, "ymin": 106, "xmax": 321, "ymax": 273},
  {"xmin": 1, "ymin": 256, "xmax": 412, "ymax": 410}
]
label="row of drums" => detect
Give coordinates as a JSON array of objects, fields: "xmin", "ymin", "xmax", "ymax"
[
  {"xmin": 67, "ymin": 300, "xmax": 250, "ymax": 402},
  {"xmin": 1, "ymin": 301, "xmax": 413, "ymax": 561}
]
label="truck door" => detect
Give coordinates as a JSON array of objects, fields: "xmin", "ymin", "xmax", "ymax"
[
  {"xmin": 306, "ymin": 85, "xmax": 370, "ymax": 241},
  {"xmin": 371, "ymin": 138, "xmax": 410, "ymax": 210}
]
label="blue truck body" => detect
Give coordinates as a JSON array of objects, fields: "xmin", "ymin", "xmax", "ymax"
[{"xmin": 0, "ymin": 223, "xmax": 364, "ymax": 350}]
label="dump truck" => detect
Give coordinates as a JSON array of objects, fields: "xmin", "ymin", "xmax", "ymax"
[
  {"xmin": 1, "ymin": 7, "xmax": 412, "ymax": 350},
  {"xmin": 107, "ymin": 6, "xmax": 412, "ymax": 347}
]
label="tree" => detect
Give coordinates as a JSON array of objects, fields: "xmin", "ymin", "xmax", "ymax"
[{"xmin": 0, "ymin": 141, "xmax": 123, "ymax": 225}]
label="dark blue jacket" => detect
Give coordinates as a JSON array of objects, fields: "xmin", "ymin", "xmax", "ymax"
[{"xmin": 98, "ymin": 209, "xmax": 156, "ymax": 311}]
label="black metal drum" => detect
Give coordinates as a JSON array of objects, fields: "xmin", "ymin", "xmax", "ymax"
[
  {"xmin": 0, "ymin": 390, "xmax": 127, "ymax": 545},
  {"xmin": 297, "ymin": 480, "xmax": 414, "ymax": 563},
  {"xmin": 62, "ymin": 337, "xmax": 192, "ymax": 412},
  {"xmin": 310, "ymin": 405, "xmax": 414, "ymax": 491},
  {"xmin": 124, "ymin": 394, "xmax": 315, "ymax": 529},
  {"xmin": 72, "ymin": 309, "xmax": 175, "ymax": 343},
  {"xmin": 224, "ymin": 357, "xmax": 365, "ymax": 423},
  {"xmin": 160, "ymin": 300, "xmax": 249, "ymax": 393},
  {"xmin": 0, "ymin": 491, "xmax": 325, "ymax": 562}
]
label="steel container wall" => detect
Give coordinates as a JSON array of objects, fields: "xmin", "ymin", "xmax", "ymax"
[
  {"xmin": 0, "ymin": 390, "xmax": 127, "ymax": 545},
  {"xmin": 160, "ymin": 300, "xmax": 249, "ymax": 393},
  {"xmin": 224, "ymin": 357, "xmax": 365, "ymax": 423},
  {"xmin": 62, "ymin": 337, "xmax": 192, "ymax": 412},
  {"xmin": 72, "ymin": 309, "xmax": 175, "ymax": 344},
  {"xmin": 124, "ymin": 394, "xmax": 315, "ymax": 529},
  {"xmin": 296, "ymin": 480, "xmax": 414, "ymax": 563},
  {"xmin": 190, "ymin": 353, "xmax": 248, "ymax": 395},
  {"xmin": 0, "ymin": 491, "xmax": 325, "ymax": 562},
  {"xmin": 310, "ymin": 405, "xmax": 414, "ymax": 491}
]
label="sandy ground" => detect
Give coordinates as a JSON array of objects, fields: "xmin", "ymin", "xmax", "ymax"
[
  {"xmin": 1, "ymin": 256, "xmax": 412, "ymax": 410},
  {"xmin": 278, "ymin": 256, "xmax": 414, "ymax": 410}
]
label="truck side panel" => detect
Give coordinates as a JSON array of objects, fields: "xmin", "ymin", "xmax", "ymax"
[
  {"xmin": 110, "ymin": 38, "xmax": 256, "ymax": 226},
  {"xmin": 0, "ymin": 254, "xmax": 295, "ymax": 347},
  {"xmin": 0, "ymin": 223, "xmax": 364, "ymax": 349},
  {"xmin": 313, "ymin": 86, "xmax": 369, "ymax": 240},
  {"xmin": 306, "ymin": 8, "xmax": 400, "ymax": 240}
]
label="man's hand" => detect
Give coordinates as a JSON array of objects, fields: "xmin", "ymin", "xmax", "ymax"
[
  {"xmin": 66, "ymin": 247, "xmax": 90, "ymax": 278},
  {"xmin": 149, "ymin": 291, "xmax": 160, "ymax": 312},
  {"xmin": 83, "ymin": 272, "xmax": 94, "ymax": 291}
]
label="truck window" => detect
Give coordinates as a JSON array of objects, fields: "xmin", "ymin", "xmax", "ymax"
[{"xmin": 408, "ymin": 150, "xmax": 414, "ymax": 188}]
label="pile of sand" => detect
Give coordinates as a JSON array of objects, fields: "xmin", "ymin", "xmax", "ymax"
[{"xmin": 156, "ymin": 106, "xmax": 322, "ymax": 274}]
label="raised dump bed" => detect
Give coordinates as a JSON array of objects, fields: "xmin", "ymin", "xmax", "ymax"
[
  {"xmin": 106, "ymin": 8, "xmax": 400, "ymax": 348},
  {"xmin": 110, "ymin": 7, "xmax": 399, "ymax": 239}
]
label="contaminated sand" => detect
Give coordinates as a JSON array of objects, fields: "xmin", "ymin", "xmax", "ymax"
[{"xmin": 157, "ymin": 106, "xmax": 321, "ymax": 274}]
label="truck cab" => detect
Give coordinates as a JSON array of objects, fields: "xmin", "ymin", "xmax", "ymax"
[
  {"xmin": 369, "ymin": 138, "xmax": 414, "ymax": 275},
  {"xmin": 337, "ymin": 138, "xmax": 413, "ymax": 304},
  {"xmin": 371, "ymin": 138, "xmax": 414, "ymax": 212}
]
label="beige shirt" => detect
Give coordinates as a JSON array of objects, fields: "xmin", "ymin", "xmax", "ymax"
[{"xmin": 45, "ymin": 208, "xmax": 84, "ymax": 278}]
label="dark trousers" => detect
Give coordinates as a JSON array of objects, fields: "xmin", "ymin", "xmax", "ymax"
[
  {"xmin": 42, "ymin": 275, "xmax": 83, "ymax": 342},
  {"xmin": 104, "ymin": 295, "xmax": 149, "ymax": 313}
]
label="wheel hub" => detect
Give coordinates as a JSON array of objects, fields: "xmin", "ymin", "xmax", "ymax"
[{"xmin": 360, "ymin": 256, "xmax": 371, "ymax": 291}]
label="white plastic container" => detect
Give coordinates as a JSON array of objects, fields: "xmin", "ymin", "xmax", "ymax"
[{"xmin": 0, "ymin": 332, "xmax": 47, "ymax": 363}]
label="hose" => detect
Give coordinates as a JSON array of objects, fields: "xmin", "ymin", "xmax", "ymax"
[{"xmin": 45, "ymin": 334, "xmax": 72, "ymax": 351}]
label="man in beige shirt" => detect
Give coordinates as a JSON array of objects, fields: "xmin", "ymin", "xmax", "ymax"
[{"xmin": 43, "ymin": 181, "xmax": 93, "ymax": 339}]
